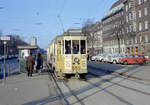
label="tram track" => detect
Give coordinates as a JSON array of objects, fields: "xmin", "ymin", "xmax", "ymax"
[
  {"xmin": 46, "ymin": 63, "xmax": 85, "ymax": 105},
  {"xmin": 88, "ymin": 65, "xmax": 150, "ymax": 83},
  {"xmin": 87, "ymin": 71, "xmax": 150, "ymax": 96},
  {"xmin": 46, "ymin": 62, "xmax": 150, "ymax": 105}
]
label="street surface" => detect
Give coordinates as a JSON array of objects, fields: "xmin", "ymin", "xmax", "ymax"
[
  {"xmin": 0, "ymin": 61, "xmax": 150, "ymax": 105},
  {"xmin": 56, "ymin": 61, "xmax": 150, "ymax": 105}
]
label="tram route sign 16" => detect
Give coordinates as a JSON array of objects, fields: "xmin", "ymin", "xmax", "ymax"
[{"xmin": 0, "ymin": 36, "xmax": 10, "ymax": 41}]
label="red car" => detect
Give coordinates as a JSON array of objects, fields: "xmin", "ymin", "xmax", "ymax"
[
  {"xmin": 121, "ymin": 55, "xmax": 144, "ymax": 65},
  {"xmin": 135, "ymin": 54, "xmax": 149, "ymax": 64}
]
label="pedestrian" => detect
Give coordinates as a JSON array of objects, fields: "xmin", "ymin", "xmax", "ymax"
[
  {"xmin": 26, "ymin": 53, "xmax": 35, "ymax": 77},
  {"xmin": 36, "ymin": 53, "xmax": 42, "ymax": 75}
]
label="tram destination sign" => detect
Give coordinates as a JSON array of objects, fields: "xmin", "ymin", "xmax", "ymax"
[{"xmin": 0, "ymin": 36, "xmax": 10, "ymax": 41}]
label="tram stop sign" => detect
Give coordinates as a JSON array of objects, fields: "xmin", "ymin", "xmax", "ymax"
[{"xmin": 0, "ymin": 36, "xmax": 10, "ymax": 41}]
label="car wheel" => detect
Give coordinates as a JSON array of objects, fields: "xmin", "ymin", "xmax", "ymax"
[
  {"xmin": 113, "ymin": 60, "xmax": 117, "ymax": 64},
  {"xmin": 123, "ymin": 61, "xmax": 128, "ymax": 65},
  {"xmin": 101, "ymin": 59, "xmax": 104, "ymax": 63}
]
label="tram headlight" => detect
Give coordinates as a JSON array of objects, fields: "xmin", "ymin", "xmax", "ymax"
[{"xmin": 74, "ymin": 57, "xmax": 79, "ymax": 63}]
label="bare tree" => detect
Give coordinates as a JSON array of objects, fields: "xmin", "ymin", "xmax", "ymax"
[
  {"xmin": 113, "ymin": 23, "xmax": 124, "ymax": 54},
  {"xmin": 82, "ymin": 19, "xmax": 97, "ymax": 54}
]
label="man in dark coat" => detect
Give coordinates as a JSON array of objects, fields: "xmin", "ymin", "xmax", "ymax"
[{"xmin": 26, "ymin": 53, "xmax": 35, "ymax": 77}]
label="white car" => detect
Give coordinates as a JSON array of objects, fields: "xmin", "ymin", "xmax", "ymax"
[
  {"xmin": 101, "ymin": 54, "xmax": 112, "ymax": 63},
  {"xmin": 91, "ymin": 55, "xmax": 98, "ymax": 61},
  {"xmin": 110, "ymin": 54, "xmax": 125, "ymax": 64},
  {"xmin": 97, "ymin": 54, "xmax": 106, "ymax": 61}
]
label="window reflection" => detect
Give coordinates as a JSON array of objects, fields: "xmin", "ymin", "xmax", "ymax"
[
  {"xmin": 81, "ymin": 40, "xmax": 86, "ymax": 54},
  {"xmin": 65, "ymin": 40, "xmax": 71, "ymax": 54},
  {"xmin": 73, "ymin": 40, "xmax": 79, "ymax": 54}
]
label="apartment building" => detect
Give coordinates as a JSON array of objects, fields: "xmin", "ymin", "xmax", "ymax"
[
  {"xmin": 124, "ymin": 0, "xmax": 150, "ymax": 55},
  {"xmin": 102, "ymin": 0, "xmax": 126, "ymax": 54},
  {"xmin": 82, "ymin": 22, "xmax": 103, "ymax": 54},
  {"xmin": 102, "ymin": 0, "xmax": 150, "ymax": 56}
]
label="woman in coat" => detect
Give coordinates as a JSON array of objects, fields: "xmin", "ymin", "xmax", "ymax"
[
  {"xmin": 36, "ymin": 53, "xmax": 42, "ymax": 75},
  {"xmin": 26, "ymin": 53, "xmax": 35, "ymax": 77}
]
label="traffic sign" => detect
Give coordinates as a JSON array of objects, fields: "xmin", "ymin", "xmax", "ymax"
[{"xmin": 0, "ymin": 36, "xmax": 10, "ymax": 41}]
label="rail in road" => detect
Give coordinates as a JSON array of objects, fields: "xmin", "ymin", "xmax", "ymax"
[
  {"xmin": 0, "ymin": 59, "xmax": 19, "ymax": 78},
  {"xmin": 46, "ymin": 62, "xmax": 150, "ymax": 105},
  {"xmin": 88, "ymin": 72, "xmax": 150, "ymax": 96},
  {"xmin": 46, "ymin": 63, "xmax": 85, "ymax": 105},
  {"xmin": 88, "ymin": 62, "xmax": 150, "ymax": 83}
]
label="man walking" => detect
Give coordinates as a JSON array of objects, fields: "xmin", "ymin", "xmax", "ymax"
[{"xmin": 26, "ymin": 53, "xmax": 35, "ymax": 77}]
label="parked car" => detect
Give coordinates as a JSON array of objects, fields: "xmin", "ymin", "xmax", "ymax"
[
  {"xmin": 134, "ymin": 54, "xmax": 149, "ymax": 64},
  {"xmin": 91, "ymin": 55, "xmax": 97, "ymax": 61},
  {"xmin": 101, "ymin": 54, "xmax": 112, "ymax": 63},
  {"xmin": 110, "ymin": 54, "xmax": 125, "ymax": 64},
  {"xmin": 121, "ymin": 54, "xmax": 144, "ymax": 65},
  {"xmin": 96, "ymin": 54, "xmax": 106, "ymax": 61}
]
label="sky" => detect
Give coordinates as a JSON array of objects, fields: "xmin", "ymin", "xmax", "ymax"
[{"xmin": 0, "ymin": 0, "xmax": 117, "ymax": 49}]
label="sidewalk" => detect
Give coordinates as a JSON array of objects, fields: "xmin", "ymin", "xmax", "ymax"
[{"xmin": 0, "ymin": 70, "xmax": 65, "ymax": 105}]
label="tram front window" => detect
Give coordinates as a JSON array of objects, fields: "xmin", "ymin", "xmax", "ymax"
[
  {"xmin": 65, "ymin": 40, "xmax": 71, "ymax": 54},
  {"xmin": 81, "ymin": 40, "xmax": 86, "ymax": 54},
  {"xmin": 73, "ymin": 40, "xmax": 79, "ymax": 54}
]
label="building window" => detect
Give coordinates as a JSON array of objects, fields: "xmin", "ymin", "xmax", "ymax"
[
  {"xmin": 129, "ymin": 2, "xmax": 132, "ymax": 8},
  {"xmin": 127, "ymin": 27, "xmax": 129, "ymax": 33},
  {"xmin": 145, "ymin": 35, "xmax": 148, "ymax": 42},
  {"xmin": 126, "ymin": 16, "xmax": 128, "ymax": 22},
  {"xmin": 133, "ymin": 22, "xmax": 136, "ymax": 32},
  {"xmin": 138, "ymin": 10, "xmax": 141, "ymax": 18},
  {"xmin": 131, "ymin": 38, "xmax": 134, "ymax": 44},
  {"xmin": 138, "ymin": 0, "xmax": 142, "ymax": 5},
  {"xmin": 126, "ymin": 5, "xmax": 128, "ymax": 12},
  {"xmin": 139, "ymin": 22, "xmax": 142, "ymax": 31},
  {"xmin": 129, "ymin": 25, "xmax": 132, "ymax": 32},
  {"xmin": 132, "ymin": 11, "xmax": 136, "ymax": 20},
  {"xmin": 145, "ymin": 21, "xmax": 148, "ymax": 30},
  {"xmin": 144, "ymin": 7, "xmax": 148, "ymax": 16},
  {"xmin": 129, "ymin": 13, "xmax": 132, "ymax": 20},
  {"xmin": 140, "ymin": 36, "xmax": 142, "ymax": 42},
  {"xmin": 135, "ymin": 37, "xmax": 137, "ymax": 43},
  {"xmin": 144, "ymin": 0, "xmax": 147, "ymax": 2}
]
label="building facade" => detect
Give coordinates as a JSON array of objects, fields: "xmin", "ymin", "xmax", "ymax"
[
  {"xmin": 30, "ymin": 37, "xmax": 37, "ymax": 46},
  {"xmin": 82, "ymin": 22, "xmax": 103, "ymax": 55},
  {"xmin": 102, "ymin": 0, "xmax": 125, "ymax": 54},
  {"xmin": 102, "ymin": 0, "xmax": 150, "ymax": 56}
]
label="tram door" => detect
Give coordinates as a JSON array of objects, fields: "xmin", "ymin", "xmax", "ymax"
[
  {"xmin": 72, "ymin": 40, "xmax": 80, "ymax": 71},
  {"xmin": 56, "ymin": 41, "xmax": 62, "ymax": 71}
]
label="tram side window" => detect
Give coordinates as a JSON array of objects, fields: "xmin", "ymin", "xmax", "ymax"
[
  {"xmin": 62, "ymin": 40, "xmax": 64, "ymax": 54},
  {"xmin": 81, "ymin": 40, "xmax": 86, "ymax": 54},
  {"xmin": 73, "ymin": 40, "xmax": 79, "ymax": 54},
  {"xmin": 65, "ymin": 40, "xmax": 71, "ymax": 54}
]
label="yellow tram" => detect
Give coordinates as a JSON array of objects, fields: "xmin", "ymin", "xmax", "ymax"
[{"xmin": 47, "ymin": 29, "xmax": 87, "ymax": 78}]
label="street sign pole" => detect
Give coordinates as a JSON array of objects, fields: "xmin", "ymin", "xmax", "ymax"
[
  {"xmin": 3, "ymin": 41, "xmax": 6, "ymax": 82},
  {"xmin": 0, "ymin": 36, "xmax": 10, "ymax": 83}
]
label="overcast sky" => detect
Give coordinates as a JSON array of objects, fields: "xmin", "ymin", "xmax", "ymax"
[{"xmin": 0, "ymin": 0, "xmax": 117, "ymax": 49}]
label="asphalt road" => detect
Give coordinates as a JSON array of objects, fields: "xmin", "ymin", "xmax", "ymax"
[{"xmin": 56, "ymin": 61, "xmax": 150, "ymax": 105}]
